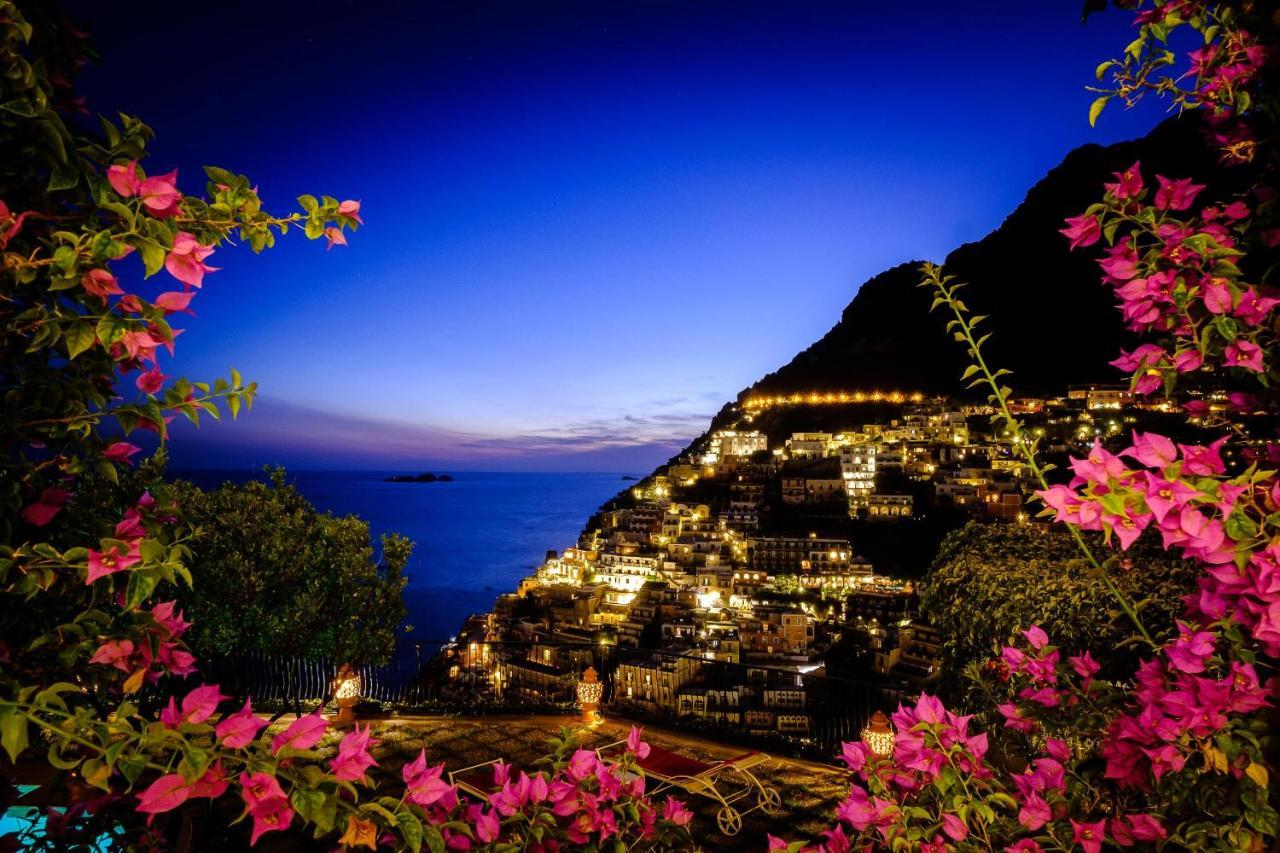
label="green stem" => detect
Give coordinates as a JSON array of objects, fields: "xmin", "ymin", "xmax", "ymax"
[{"xmin": 922, "ymin": 264, "xmax": 1158, "ymax": 649}]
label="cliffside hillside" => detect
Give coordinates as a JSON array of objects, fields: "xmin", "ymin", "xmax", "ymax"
[{"xmin": 726, "ymin": 116, "xmax": 1224, "ymax": 418}]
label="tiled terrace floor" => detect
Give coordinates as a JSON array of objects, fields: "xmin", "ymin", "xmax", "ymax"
[{"xmin": 295, "ymin": 713, "xmax": 850, "ymax": 850}]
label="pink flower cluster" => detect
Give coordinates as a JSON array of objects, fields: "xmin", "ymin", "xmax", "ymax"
[
  {"xmin": 1061, "ymin": 162, "xmax": 1276, "ymax": 390},
  {"xmin": 997, "ymin": 626, "xmax": 1100, "ymax": 714},
  {"xmin": 1103, "ymin": 633, "xmax": 1272, "ymax": 789},
  {"xmin": 1037, "ymin": 431, "xmax": 1280, "ymax": 656},
  {"xmin": 89, "ymin": 597, "xmax": 197, "ymax": 682}
]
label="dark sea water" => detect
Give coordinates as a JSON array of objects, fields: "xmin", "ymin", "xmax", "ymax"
[{"xmin": 173, "ymin": 470, "xmax": 630, "ymax": 654}]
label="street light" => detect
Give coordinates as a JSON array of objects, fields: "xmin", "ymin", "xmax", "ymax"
[
  {"xmin": 860, "ymin": 710, "xmax": 895, "ymax": 757},
  {"xmin": 578, "ymin": 666, "xmax": 603, "ymax": 725}
]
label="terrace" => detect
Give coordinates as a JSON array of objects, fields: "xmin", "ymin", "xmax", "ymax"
[{"xmin": 296, "ymin": 714, "xmax": 851, "ymax": 847}]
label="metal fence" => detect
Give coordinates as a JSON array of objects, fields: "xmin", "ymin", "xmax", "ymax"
[{"xmin": 204, "ymin": 641, "xmax": 904, "ymax": 758}]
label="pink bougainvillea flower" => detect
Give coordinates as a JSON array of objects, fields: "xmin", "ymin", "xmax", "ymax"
[
  {"xmin": 1104, "ymin": 161, "xmax": 1143, "ymax": 200},
  {"xmin": 1171, "ymin": 348, "xmax": 1203, "ymax": 373},
  {"xmin": 1006, "ymin": 841, "xmax": 1046, "ymax": 853},
  {"xmin": 1201, "ymin": 277, "xmax": 1233, "ymax": 314},
  {"xmin": 1069, "ymin": 650, "xmax": 1101, "ymax": 689},
  {"xmin": 330, "ymin": 724, "xmax": 380, "ymax": 782},
  {"xmin": 662, "ymin": 796, "xmax": 693, "ymax": 826},
  {"xmin": 89, "ymin": 638, "xmax": 136, "ymax": 672},
  {"xmin": 136, "ymin": 774, "xmax": 191, "ymax": 815},
  {"xmin": 1178, "ymin": 437, "xmax": 1228, "ymax": 476},
  {"xmin": 402, "ymin": 750, "xmax": 454, "ymax": 806},
  {"xmin": 1165, "ymin": 623, "xmax": 1216, "ymax": 673},
  {"xmin": 1098, "ymin": 241, "xmax": 1141, "ymax": 281},
  {"xmin": 149, "ymin": 601, "xmax": 191, "ymax": 637},
  {"xmin": 164, "ymin": 232, "xmax": 218, "ymax": 288},
  {"xmin": 323, "ymin": 226, "xmax": 347, "ymax": 250},
  {"xmin": 567, "ymin": 748, "xmax": 599, "ymax": 781},
  {"xmin": 240, "ymin": 771, "xmax": 286, "ymax": 808},
  {"xmin": 188, "ymin": 762, "xmax": 229, "ymax": 800},
  {"xmin": 271, "ymin": 710, "xmax": 327, "ymax": 754},
  {"xmin": 472, "ymin": 806, "xmax": 500, "ymax": 843},
  {"xmin": 1221, "ymin": 200, "xmax": 1250, "ymax": 221},
  {"xmin": 1060, "ymin": 213, "xmax": 1101, "ymax": 249},
  {"xmin": 136, "ymin": 366, "xmax": 165, "ymax": 394},
  {"xmin": 939, "ymin": 813, "xmax": 968, "ymax": 841},
  {"xmin": 1109, "ymin": 344, "xmax": 1164, "ymax": 372},
  {"xmin": 338, "ymin": 199, "xmax": 363, "ymax": 224},
  {"xmin": 1021, "ymin": 625, "xmax": 1049, "ymax": 650},
  {"xmin": 159, "ymin": 683, "xmax": 227, "ymax": 727},
  {"xmin": 1072, "ymin": 819, "xmax": 1106, "ymax": 853},
  {"xmin": 107, "ymin": 160, "xmax": 141, "ymax": 197},
  {"xmin": 239, "ymin": 772, "xmax": 296, "ymax": 843},
  {"xmin": 1017, "ymin": 791, "xmax": 1051, "ymax": 830},
  {"xmin": 158, "ymin": 641, "xmax": 197, "ymax": 676},
  {"xmin": 102, "ymin": 442, "xmax": 142, "ymax": 465},
  {"xmin": 626, "ymin": 725, "xmax": 651, "ymax": 759},
  {"xmin": 85, "ymin": 541, "xmax": 141, "ymax": 584},
  {"xmin": 21, "ymin": 486, "xmax": 72, "ymax": 527},
  {"xmin": 81, "ymin": 268, "xmax": 123, "ymax": 302},
  {"xmin": 216, "ymin": 698, "xmax": 268, "ymax": 749},
  {"xmin": 1224, "ymin": 338, "xmax": 1264, "ymax": 372},
  {"xmin": 138, "ymin": 169, "xmax": 181, "ymax": 218},
  {"xmin": 246, "ymin": 794, "xmax": 295, "ymax": 845},
  {"xmin": 1121, "ymin": 431, "xmax": 1178, "ymax": 469},
  {"xmin": 154, "ymin": 290, "xmax": 196, "ymax": 315},
  {"xmin": 1153, "ymin": 175, "xmax": 1205, "ymax": 210},
  {"xmin": 840, "ymin": 739, "xmax": 871, "ymax": 772},
  {"xmin": 1234, "ymin": 288, "xmax": 1280, "ymax": 325},
  {"xmin": 0, "ymin": 199, "xmax": 31, "ymax": 249}
]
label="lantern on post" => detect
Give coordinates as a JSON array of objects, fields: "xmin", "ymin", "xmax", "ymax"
[
  {"xmin": 333, "ymin": 663, "xmax": 361, "ymax": 726},
  {"xmin": 860, "ymin": 710, "xmax": 895, "ymax": 758},
  {"xmin": 577, "ymin": 666, "xmax": 602, "ymax": 725}
]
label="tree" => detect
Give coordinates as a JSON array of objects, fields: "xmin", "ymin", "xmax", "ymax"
[
  {"xmin": 163, "ymin": 469, "xmax": 410, "ymax": 665},
  {"xmin": 921, "ymin": 521, "xmax": 1198, "ymax": 701}
]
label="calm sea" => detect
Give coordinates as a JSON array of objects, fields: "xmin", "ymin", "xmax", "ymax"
[{"xmin": 173, "ymin": 470, "xmax": 631, "ymax": 654}]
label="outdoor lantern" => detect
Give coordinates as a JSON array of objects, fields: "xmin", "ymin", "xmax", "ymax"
[
  {"xmin": 860, "ymin": 710, "xmax": 895, "ymax": 757},
  {"xmin": 577, "ymin": 666, "xmax": 603, "ymax": 725},
  {"xmin": 333, "ymin": 663, "xmax": 361, "ymax": 726}
]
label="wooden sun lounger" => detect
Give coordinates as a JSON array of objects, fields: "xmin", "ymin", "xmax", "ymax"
[
  {"xmin": 448, "ymin": 758, "xmax": 509, "ymax": 800},
  {"xmin": 597, "ymin": 740, "xmax": 781, "ymax": 835}
]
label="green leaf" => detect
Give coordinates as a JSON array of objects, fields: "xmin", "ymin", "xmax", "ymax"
[
  {"xmin": 0, "ymin": 707, "xmax": 29, "ymax": 762},
  {"xmin": 136, "ymin": 239, "xmax": 166, "ymax": 278},
  {"xmin": 423, "ymin": 824, "xmax": 445, "ymax": 853},
  {"xmin": 1088, "ymin": 95, "xmax": 1110, "ymax": 128},
  {"xmin": 396, "ymin": 808, "xmax": 424, "ymax": 853},
  {"xmin": 65, "ymin": 321, "xmax": 95, "ymax": 359}
]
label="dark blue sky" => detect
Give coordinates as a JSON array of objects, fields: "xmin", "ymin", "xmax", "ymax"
[{"xmin": 68, "ymin": 1, "xmax": 1168, "ymax": 471}]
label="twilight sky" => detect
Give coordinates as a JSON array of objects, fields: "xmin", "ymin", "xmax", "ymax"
[{"xmin": 67, "ymin": 0, "xmax": 1168, "ymax": 471}]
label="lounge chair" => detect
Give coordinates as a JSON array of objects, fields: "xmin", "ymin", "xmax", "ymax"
[
  {"xmin": 597, "ymin": 739, "xmax": 781, "ymax": 835},
  {"xmin": 448, "ymin": 758, "xmax": 507, "ymax": 800}
]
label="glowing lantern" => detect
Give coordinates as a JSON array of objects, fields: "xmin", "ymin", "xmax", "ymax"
[
  {"xmin": 332, "ymin": 663, "xmax": 361, "ymax": 726},
  {"xmin": 577, "ymin": 666, "xmax": 603, "ymax": 724},
  {"xmin": 860, "ymin": 710, "xmax": 895, "ymax": 757}
]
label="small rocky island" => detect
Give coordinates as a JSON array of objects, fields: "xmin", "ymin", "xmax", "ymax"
[{"xmin": 384, "ymin": 472, "xmax": 454, "ymax": 483}]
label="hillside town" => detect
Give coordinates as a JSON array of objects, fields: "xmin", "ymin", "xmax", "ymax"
[{"xmin": 440, "ymin": 381, "xmax": 1239, "ymax": 741}]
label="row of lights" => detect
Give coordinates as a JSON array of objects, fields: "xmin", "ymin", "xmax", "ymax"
[{"xmin": 744, "ymin": 391, "xmax": 927, "ymax": 409}]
